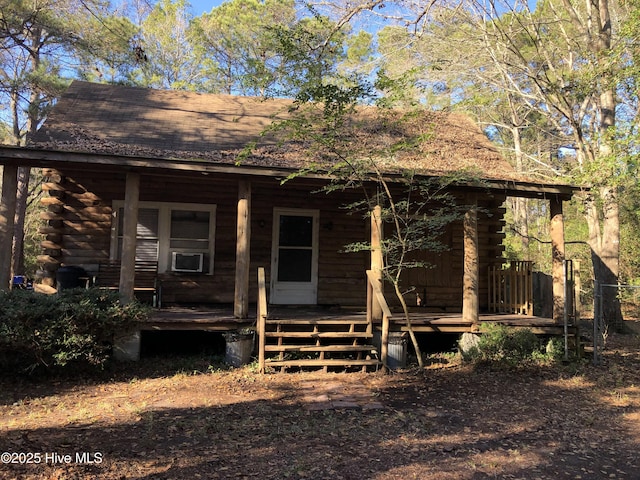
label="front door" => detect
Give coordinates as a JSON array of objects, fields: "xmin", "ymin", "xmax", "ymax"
[{"xmin": 270, "ymin": 208, "xmax": 319, "ymax": 304}]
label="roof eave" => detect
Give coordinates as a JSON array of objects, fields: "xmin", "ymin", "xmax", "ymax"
[{"xmin": 0, "ymin": 145, "xmax": 581, "ymax": 199}]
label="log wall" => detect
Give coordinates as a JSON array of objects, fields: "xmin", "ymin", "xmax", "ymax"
[
  {"xmin": 40, "ymin": 166, "xmax": 505, "ymax": 309},
  {"xmin": 398, "ymin": 195, "xmax": 506, "ymax": 312}
]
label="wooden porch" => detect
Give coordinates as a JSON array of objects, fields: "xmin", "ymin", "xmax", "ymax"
[
  {"xmin": 145, "ymin": 305, "xmax": 573, "ymax": 336},
  {"xmin": 141, "ymin": 304, "xmax": 578, "ymax": 371},
  {"xmin": 134, "ymin": 263, "xmax": 580, "ymax": 371}
]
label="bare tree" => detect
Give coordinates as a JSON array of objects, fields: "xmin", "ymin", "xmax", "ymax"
[
  {"xmin": 1, "ymin": 0, "xmax": 136, "ymax": 279},
  {"xmin": 314, "ymin": 0, "xmax": 629, "ymax": 330}
]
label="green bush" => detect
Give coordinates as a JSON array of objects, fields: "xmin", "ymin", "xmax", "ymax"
[
  {"xmin": 543, "ymin": 336, "xmax": 566, "ymax": 362},
  {"xmin": 0, "ymin": 288, "xmax": 150, "ymax": 373},
  {"xmin": 462, "ymin": 323, "xmax": 554, "ymax": 367}
]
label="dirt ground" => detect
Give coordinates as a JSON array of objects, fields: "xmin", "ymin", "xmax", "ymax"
[{"xmin": 1, "ymin": 324, "xmax": 640, "ymax": 480}]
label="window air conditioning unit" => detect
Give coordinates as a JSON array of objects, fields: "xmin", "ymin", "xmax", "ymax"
[{"xmin": 171, "ymin": 252, "xmax": 204, "ymax": 273}]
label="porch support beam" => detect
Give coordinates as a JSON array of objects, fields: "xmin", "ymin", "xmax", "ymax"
[
  {"xmin": 119, "ymin": 172, "xmax": 140, "ymax": 305},
  {"xmin": 550, "ymin": 196, "xmax": 566, "ymax": 323},
  {"xmin": 462, "ymin": 199, "xmax": 479, "ymax": 324},
  {"xmin": 0, "ymin": 164, "xmax": 18, "ymax": 290},
  {"xmin": 370, "ymin": 204, "xmax": 383, "ymax": 322},
  {"xmin": 234, "ymin": 179, "xmax": 251, "ymax": 319}
]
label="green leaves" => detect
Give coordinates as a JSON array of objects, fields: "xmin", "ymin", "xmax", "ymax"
[
  {"xmin": 463, "ymin": 323, "xmax": 565, "ymax": 367},
  {"xmin": 0, "ymin": 289, "xmax": 150, "ymax": 372}
]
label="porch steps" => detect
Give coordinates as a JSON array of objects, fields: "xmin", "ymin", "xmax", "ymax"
[
  {"xmin": 262, "ymin": 318, "xmax": 380, "ymax": 372},
  {"xmin": 266, "ymin": 331, "xmax": 372, "ymax": 339},
  {"xmin": 265, "ymin": 345, "xmax": 375, "ymax": 352}
]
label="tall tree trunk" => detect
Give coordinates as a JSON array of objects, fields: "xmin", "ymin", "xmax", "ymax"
[
  {"xmin": 591, "ymin": 0, "xmax": 622, "ymax": 330},
  {"xmin": 593, "ymin": 85, "xmax": 622, "ymax": 330},
  {"xmin": 11, "ymin": 167, "xmax": 30, "ymax": 277},
  {"xmin": 10, "ymin": 54, "xmax": 40, "ymax": 278},
  {"xmin": 1, "ymin": 165, "xmax": 18, "ymax": 291},
  {"xmin": 587, "ymin": 188, "xmax": 622, "ymax": 331},
  {"xmin": 510, "ymin": 124, "xmax": 529, "ymax": 254},
  {"xmin": 8, "ymin": 87, "xmax": 23, "ymax": 279}
]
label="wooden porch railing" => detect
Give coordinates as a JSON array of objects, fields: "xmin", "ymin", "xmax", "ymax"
[
  {"xmin": 488, "ymin": 261, "xmax": 533, "ymax": 315},
  {"xmin": 257, "ymin": 267, "xmax": 268, "ymax": 374},
  {"xmin": 366, "ymin": 269, "xmax": 393, "ymax": 371}
]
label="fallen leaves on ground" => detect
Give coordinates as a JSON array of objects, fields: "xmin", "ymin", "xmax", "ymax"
[{"xmin": 1, "ymin": 326, "xmax": 640, "ymax": 480}]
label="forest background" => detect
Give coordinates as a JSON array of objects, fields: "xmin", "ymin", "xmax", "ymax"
[{"xmin": 1, "ymin": 0, "xmax": 639, "ymax": 328}]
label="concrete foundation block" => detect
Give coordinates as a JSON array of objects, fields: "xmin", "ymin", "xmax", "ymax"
[{"xmin": 113, "ymin": 329, "xmax": 141, "ymax": 361}]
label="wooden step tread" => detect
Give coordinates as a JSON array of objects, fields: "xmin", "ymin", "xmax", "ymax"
[
  {"xmin": 264, "ymin": 344, "xmax": 377, "ymax": 353},
  {"xmin": 264, "ymin": 332, "xmax": 373, "ymax": 339},
  {"xmin": 266, "ymin": 318, "xmax": 370, "ymax": 325},
  {"xmin": 264, "ymin": 359, "xmax": 381, "ymax": 367}
]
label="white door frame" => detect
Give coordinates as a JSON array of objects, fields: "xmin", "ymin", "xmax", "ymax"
[{"xmin": 270, "ymin": 208, "xmax": 319, "ymax": 304}]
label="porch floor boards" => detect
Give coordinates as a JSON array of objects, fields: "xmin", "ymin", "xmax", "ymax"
[
  {"xmin": 399, "ymin": 312, "xmax": 571, "ymax": 334},
  {"xmin": 143, "ymin": 306, "xmax": 254, "ymax": 331},
  {"xmin": 144, "ymin": 306, "xmax": 572, "ymax": 335}
]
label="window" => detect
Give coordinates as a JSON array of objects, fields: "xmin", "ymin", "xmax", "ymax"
[
  {"xmin": 114, "ymin": 208, "xmax": 160, "ymax": 262},
  {"xmin": 170, "ymin": 210, "xmax": 210, "ymax": 251},
  {"xmin": 111, "ymin": 201, "xmax": 216, "ymax": 274}
]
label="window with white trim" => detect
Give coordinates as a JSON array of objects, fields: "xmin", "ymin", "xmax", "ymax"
[{"xmin": 111, "ymin": 201, "xmax": 216, "ymax": 274}]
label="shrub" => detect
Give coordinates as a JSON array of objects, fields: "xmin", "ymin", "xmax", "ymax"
[
  {"xmin": 461, "ymin": 323, "xmax": 550, "ymax": 367},
  {"xmin": 543, "ymin": 336, "xmax": 566, "ymax": 362},
  {"xmin": 0, "ymin": 288, "xmax": 150, "ymax": 373}
]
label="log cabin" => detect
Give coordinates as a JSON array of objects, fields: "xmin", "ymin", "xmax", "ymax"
[{"xmin": 0, "ymin": 81, "xmax": 579, "ymax": 369}]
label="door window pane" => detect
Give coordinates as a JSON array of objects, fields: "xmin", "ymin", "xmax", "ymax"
[
  {"xmin": 279, "ymin": 215, "xmax": 313, "ymax": 247},
  {"xmin": 277, "ymin": 249, "xmax": 312, "ymax": 282}
]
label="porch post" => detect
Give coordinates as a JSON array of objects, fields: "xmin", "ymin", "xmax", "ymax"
[
  {"xmin": 119, "ymin": 172, "xmax": 140, "ymax": 304},
  {"xmin": 114, "ymin": 171, "xmax": 141, "ymax": 362},
  {"xmin": 462, "ymin": 199, "xmax": 479, "ymax": 324},
  {"xmin": 370, "ymin": 204, "xmax": 383, "ymax": 321},
  {"xmin": 234, "ymin": 179, "xmax": 251, "ymax": 319},
  {"xmin": 574, "ymin": 260, "xmax": 581, "ymax": 322},
  {"xmin": 0, "ymin": 165, "xmax": 18, "ymax": 290},
  {"xmin": 550, "ymin": 196, "xmax": 566, "ymax": 323}
]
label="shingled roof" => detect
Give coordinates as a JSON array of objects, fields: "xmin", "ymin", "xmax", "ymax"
[{"xmin": 30, "ymin": 80, "xmax": 520, "ymax": 181}]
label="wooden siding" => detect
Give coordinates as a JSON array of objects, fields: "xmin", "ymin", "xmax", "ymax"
[
  {"xmin": 39, "ymin": 167, "xmax": 506, "ymax": 309},
  {"xmin": 390, "ymin": 195, "xmax": 506, "ymax": 312}
]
